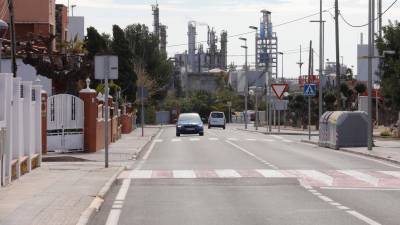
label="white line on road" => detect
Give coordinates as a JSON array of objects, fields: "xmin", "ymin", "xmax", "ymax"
[
  {"xmin": 297, "ymin": 170, "xmax": 334, "ymax": 186},
  {"xmin": 142, "ymin": 129, "xmax": 164, "ymax": 160},
  {"xmin": 116, "ymin": 179, "xmax": 131, "ymax": 201},
  {"xmin": 338, "ymin": 170, "xmax": 379, "ymax": 187},
  {"xmin": 129, "ymin": 170, "xmax": 152, "ymax": 179},
  {"xmin": 271, "ymin": 135, "xmax": 285, "ymax": 139},
  {"xmin": 227, "ymin": 138, "xmax": 238, "ymax": 141},
  {"xmin": 225, "ymin": 140, "xmax": 279, "ymax": 169},
  {"xmin": 320, "ymin": 187, "xmax": 400, "ymax": 191},
  {"xmin": 262, "ymin": 139, "xmax": 275, "ymax": 142},
  {"xmin": 189, "ymin": 138, "xmax": 200, "ymax": 141},
  {"xmin": 208, "ymin": 137, "xmax": 219, "ymax": 141},
  {"xmin": 105, "ymin": 209, "xmax": 121, "ymax": 225},
  {"xmin": 379, "ymin": 171, "xmax": 400, "ymax": 178},
  {"xmin": 215, "ymin": 169, "xmax": 241, "ymax": 178},
  {"xmin": 347, "ymin": 210, "xmax": 382, "ymax": 225},
  {"xmin": 173, "ymin": 170, "xmax": 197, "ymax": 179},
  {"xmin": 171, "ymin": 138, "xmax": 182, "ymax": 142},
  {"xmin": 283, "ymin": 139, "xmax": 293, "ymax": 143},
  {"xmin": 246, "ymin": 138, "xmax": 257, "ymax": 141},
  {"xmin": 256, "ymin": 169, "xmax": 287, "ymax": 178}
]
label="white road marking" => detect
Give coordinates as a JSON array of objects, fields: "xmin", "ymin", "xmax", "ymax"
[
  {"xmin": 112, "ymin": 204, "xmax": 123, "ymax": 209},
  {"xmin": 318, "ymin": 196, "xmax": 333, "ymax": 202},
  {"xmin": 329, "ymin": 202, "xmax": 341, "ymax": 206},
  {"xmin": 189, "ymin": 138, "xmax": 200, "ymax": 141},
  {"xmin": 215, "ymin": 169, "xmax": 241, "ymax": 178},
  {"xmin": 225, "ymin": 140, "xmax": 279, "ymax": 169},
  {"xmin": 129, "ymin": 170, "xmax": 152, "ymax": 179},
  {"xmin": 171, "ymin": 138, "xmax": 182, "ymax": 142},
  {"xmin": 105, "ymin": 209, "xmax": 121, "ymax": 225},
  {"xmin": 283, "ymin": 139, "xmax": 293, "ymax": 143},
  {"xmin": 338, "ymin": 170, "xmax": 379, "ymax": 187},
  {"xmin": 379, "ymin": 171, "xmax": 400, "ymax": 178},
  {"xmin": 271, "ymin": 135, "xmax": 284, "ymax": 139},
  {"xmin": 256, "ymin": 169, "xmax": 287, "ymax": 178},
  {"xmin": 347, "ymin": 210, "xmax": 382, "ymax": 225},
  {"xmin": 227, "ymin": 138, "xmax": 238, "ymax": 141},
  {"xmin": 154, "ymin": 139, "xmax": 163, "ymax": 143},
  {"xmin": 142, "ymin": 129, "xmax": 164, "ymax": 160},
  {"xmin": 208, "ymin": 138, "xmax": 219, "ymax": 141},
  {"xmin": 337, "ymin": 206, "xmax": 350, "ymax": 210},
  {"xmin": 246, "ymin": 138, "xmax": 257, "ymax": 141},
  {"xmin": 298, "ymin": 170, "xmax": 334, "ymax": 186},
  {"xmin": 262, "ymin": 139, "xmax": 275, "ymax": 142},
  {"xmin": 320, "ymin": 187, "xmax": 400, "ymax": 191},
  {"xmin": 116, "ymin": 179, "xmax": 131, "ymax": 201},
  {"xmin": 173, "ymin": 170, "xmax": 196, "ymax": 179}
]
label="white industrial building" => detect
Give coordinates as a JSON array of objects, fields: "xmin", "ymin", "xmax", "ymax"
[{"xmin": 67, "ymin": 16, "xmax": 85, "ymax": 42}]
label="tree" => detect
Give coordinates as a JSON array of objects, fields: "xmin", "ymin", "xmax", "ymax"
[
  {"xmin": 355, "ymin": 82, "xmax": 367, "ymax": 94},
  {"xmin": 111, "ymin": 25, "xmax": 136, "ymax": 101},
  {"xmin": 376, "ymin": 21, "xmax": 400, "ymax": 111}
]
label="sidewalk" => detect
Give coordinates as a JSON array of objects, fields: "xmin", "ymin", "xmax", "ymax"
[
  {"xmin": 0, "ymin": 126, "xmax": 161, "ymax": 225},
  {"xmin": 233, "ymin": 123, "xmax": 319, "ymax": 136}
]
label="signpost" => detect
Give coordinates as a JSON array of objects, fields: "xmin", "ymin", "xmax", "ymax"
[
  {"xmin": 137, "ymin": 87, "xmax": 149, "ymax": 137},
  {"xmin": 227, "ymin": 101, "xmax": 232, "ymax": 123},
  {"xmin": 271, "ymin": 84, "xmax": 288, "ymax": 133},
  {"xmin": 304, "ymin": 84, "xmax": 317, "ymax": 140},
  {"xmin": 95, "ymin": 55, "xmax": 118, "ymax": 168}
]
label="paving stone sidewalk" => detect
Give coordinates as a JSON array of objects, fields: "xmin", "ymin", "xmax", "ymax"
[{"xmin": 0, "ymin": 126, "xmax": 161, "ymax": 225}]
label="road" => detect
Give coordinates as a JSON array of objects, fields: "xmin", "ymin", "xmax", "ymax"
[{"xmin": 90, "ymin": 125, "xmax": 400, "ymax": 225}]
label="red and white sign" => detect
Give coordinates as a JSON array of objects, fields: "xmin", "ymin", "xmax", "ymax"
[{"xmin": 271, "ymin": 84, "xmax": 288, "ymax": 99}]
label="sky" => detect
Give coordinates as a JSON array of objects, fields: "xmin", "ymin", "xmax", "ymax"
[{"xmin": 57, "ymin": 0, "xmax": 400, "ymax": 78}]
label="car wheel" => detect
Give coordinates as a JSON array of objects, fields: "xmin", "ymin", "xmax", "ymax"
[
  {"xmin": 208, "ymin": 125, "xmax": 211, "ymax": 129},
  {"xmin": 176, "ymin": 133, "xmax": 180, "ymax": 137},
  {"xmin": 223, "ymin": 126, "xmax": 226, "ymax": 130},
  {"xmin": 199, "ymin": 132, "xmax": 204, "ymax": 136}
]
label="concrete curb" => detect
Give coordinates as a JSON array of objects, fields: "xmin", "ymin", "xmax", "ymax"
[
  {"xmin": 300, "ymin": 140, "xmax": 400, "ymax": 166},
  {"xmin": 238, "ymin": 128, "xmax": 319, "ymax": 136},
  {"xmin": 75, "ymin": 166, "xmax": 125, "ymax": 225}
]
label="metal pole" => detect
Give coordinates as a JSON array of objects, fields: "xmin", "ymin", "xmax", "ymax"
[
  {"xmin": 281, "ymin": 53, "xmax": 284, "ymax": 81},
  {"xmin": 141, "ymin": 86, "xmax": 144, "ymax": 137},
  {"xmin": 376, "ymin": 88, "xmax": 379, "ymax": 127},
  {"xmin": 244, "ymin": 44, "xmax": 248, "ymax": 129},
  {"xmin": 0, "ymin": 39, "xmax": 2, "ymax": 72},
  {"xmin": 255, "ymin": 91, "xmax": 258, "ymax": 130},
  {"xmin": 308, "ymin": 96, "xmax": 311, "ymax": 140},
  {"xmin": 319, "ymin": 0, "xmax": 324, "ymax": 123},
  {"xmin": 278, "ymin": 109, "xmax": 281, "ymax": 133},
  {"xmin": 104, "ymin": 59, "xmax": 109, "ymax": 168},
  {"xmin": 335, "ymin": 0, "xmax": 341, "ymax": 110},
  {"xmin": 8, "ymin": 0, "xmax": 17, "ymax": 77},
  {"xmin": 368, "ymin": 0, "xmax": 375, "ymax": 150}
]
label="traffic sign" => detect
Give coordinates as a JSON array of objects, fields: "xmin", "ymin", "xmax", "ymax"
[
  {"xmin": 271, "ymin": 84, "xmax": 288, "ymax": 99},
  {"xmin": 304, "ymin": 84, "xmax": 317, "ymax": 97}
]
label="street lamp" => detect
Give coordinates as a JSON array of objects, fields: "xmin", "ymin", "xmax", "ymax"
[
  {"xmin": 278, "ymin": 52, "xmax": 284, "ymax": 81},
  {"xmin": 239, "ymin": 37, "xmax": 248, "ymax": 129},
  {"xmin": 249, "ymin": 26, "xmax": 258, "ymax": 70}
]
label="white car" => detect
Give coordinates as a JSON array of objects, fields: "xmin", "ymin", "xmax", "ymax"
[{"xmin": 208, "ymin": 111, "xmax": 226, "ymax": 129}]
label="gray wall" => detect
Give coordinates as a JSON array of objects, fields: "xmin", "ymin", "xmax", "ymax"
[{"xmin": 68, "ymin": 16, "xmax": 85, "ymax": 42}]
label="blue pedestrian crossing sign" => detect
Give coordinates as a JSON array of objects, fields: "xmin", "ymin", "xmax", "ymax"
[{"xmin": 304, "ymin": 84, "xmax": 317, "ymax": 97}]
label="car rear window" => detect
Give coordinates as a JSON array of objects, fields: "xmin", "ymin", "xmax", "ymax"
[{"xmin": 211, "ymin": 113, "xmax": 224, "ymax": 118}]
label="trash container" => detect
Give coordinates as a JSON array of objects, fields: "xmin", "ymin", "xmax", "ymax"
[{"xmin": 319, "ymin": 111, "xmax": 368, "ymax": 150}]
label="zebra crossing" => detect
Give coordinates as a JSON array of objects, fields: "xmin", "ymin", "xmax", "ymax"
[
  {"xmin": 118, "ymin": 169, "xmax": 400, "ymax": 188},
  {"xmin": 155, "ymin": 137, "xmax": 289, "ymax": 143}
]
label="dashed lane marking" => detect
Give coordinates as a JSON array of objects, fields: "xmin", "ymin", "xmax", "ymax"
[
  {"xmin": 171, "ymin": 138, "xmax": 182, "ymax": 142},
  {"xmin": 347, "ymin": 210, "xmax": 382, "ymax": 225}
]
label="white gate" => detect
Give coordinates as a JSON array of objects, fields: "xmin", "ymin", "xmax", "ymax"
[{"xmin": 47, "ymin": 94, "xmax": 84, "ymax": 152}]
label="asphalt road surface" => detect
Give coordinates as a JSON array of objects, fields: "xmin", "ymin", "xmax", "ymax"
[{"xmin": 90, "ymin": 125, "xmax": 400, "ymax": 225}]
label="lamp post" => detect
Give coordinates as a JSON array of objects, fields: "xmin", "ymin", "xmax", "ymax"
[
  {"xmin": 239, "ymin": 37, "xmax": 248, "ymax": 129},
  {"xmin": 71, "ymin": 4, "xmax": 77, "ymax": 16},
  {"xmin": 278, "ymin": 52, "xmax": 284, "ymax": 81},
  {"xmin": 249, "ymin": 26, "xmax": 258, "ymax": 71},
  {"xmin": 0, "ymin": 20, "xmax": 8, "ymax": 73}
]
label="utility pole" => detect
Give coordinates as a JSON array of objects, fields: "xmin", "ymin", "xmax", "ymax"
[
  {"xmin": 335, "ymin": 0, "xmax": 341, "ymax": 110},
  {"xmin": 8, "ymin": 0, "xmax": 17, "ymax": 77},
  {"xmin": 239, "ymin": 37, "xmax": 248, "ymax": 129},
  {"xmin": 310, "ymin": 0, "xmax": 325, "ymax": 123},
  {"xmin": 297, "ymin": 45, "xmax": 304, "ymax": 77},
  {"xmin": 308, "ymin": 41, "xmax": 313, "ymax": 140},
  {"xmin": 368, "ymin": 0, "xmax": 375, "ymax": 150},
  {"xmin": 378, "ymin": 0, "xmax": 382, "ymax": 39}
]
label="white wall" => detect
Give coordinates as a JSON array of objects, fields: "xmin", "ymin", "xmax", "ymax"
[
  {"xmin": 68, "ymin": 16, "xmax": 85, "ymax": 42},
  {"xmin": 357, "ymin": 45, "xmax": 379, "ymax": 83},
  {"xmin": 1, "ymin": 59, "xmax": 52, "ymax": 95}
]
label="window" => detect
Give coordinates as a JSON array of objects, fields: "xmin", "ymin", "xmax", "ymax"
[
  {"xmin": 20, "ymin": 85, "xmax": 24, "ymax": 98},
  {"xmin": 31, "ymin": 89, "xmax": 36, "ymax": 101}
]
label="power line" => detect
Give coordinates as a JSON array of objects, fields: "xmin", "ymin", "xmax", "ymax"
[
  {"xmin": 339, "ymin": 0, "xmax": 398, "ymax": 28},
  {"xmin": 167, "ymin": 8, "xmax": 334, "ymax": 48}
]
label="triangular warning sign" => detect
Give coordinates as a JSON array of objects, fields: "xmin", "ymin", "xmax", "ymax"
[{"xmin": 271, "ymin": 84, "xmax": 288, "ymax": 99}]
